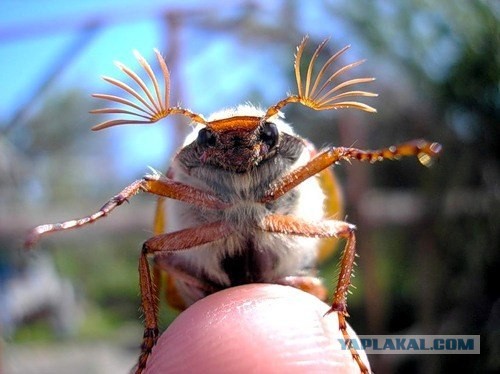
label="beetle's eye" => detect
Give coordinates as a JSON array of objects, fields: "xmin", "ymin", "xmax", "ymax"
[
  {"xmin": 260, "ymin": 122, "xmax": 279, "ymax": 148},
  {"xmin": 197, "ymin": 127, "xmax": 216, "ymax": 147}
]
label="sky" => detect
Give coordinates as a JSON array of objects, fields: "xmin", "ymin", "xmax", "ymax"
[
  {"xmin": 0, "ymin": 0, "xmax": 364, "ymax": 179},
  {"xmin": 1, "ymin": 1, "xmax": 172, "ymax": 177},
  {"xmin": 0, "ymin": 0, "xmax": 292, "ymax": 178}
]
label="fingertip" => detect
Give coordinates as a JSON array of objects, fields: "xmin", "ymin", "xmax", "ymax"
[{"xmin": 145, "ymin": 284, "xmax": 369, "ymax": 373}]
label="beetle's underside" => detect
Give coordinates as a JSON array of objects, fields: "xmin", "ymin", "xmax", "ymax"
[{"xmin": 26, "ymin": 37, "xmax": 441, "ymax": 374}]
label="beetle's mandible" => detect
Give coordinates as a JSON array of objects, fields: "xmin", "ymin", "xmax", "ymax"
[{"xmin": 26, "ymin": 36, "xmax": 442, "ymax": 373}]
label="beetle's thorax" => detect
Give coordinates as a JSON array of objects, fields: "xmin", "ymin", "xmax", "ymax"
[{"xmin": 165, "ymin": 105, "xmax": 325, "ymax": 294}]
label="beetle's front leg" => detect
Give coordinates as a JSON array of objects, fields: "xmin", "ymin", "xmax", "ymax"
[
  {"xmin": 260, "ymin": 140, "xmax": 441, "ymax": 203},
  {"xmin": 25, "ymin": 179, "xmax": 147, "ymax": 247},
  {"xmin": 25, "ymin": 174, "xmax": 229, "ymax": 247}
]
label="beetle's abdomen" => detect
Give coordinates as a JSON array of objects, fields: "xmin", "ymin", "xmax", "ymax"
[{"xmin": 220, "ymin": 237, "xmax": 277, "ymax": 286}]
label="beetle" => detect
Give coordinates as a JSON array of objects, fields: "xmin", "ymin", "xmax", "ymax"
[{"xmin": 25, "ymin": 36, "xmax": 441, "ymax": 373}]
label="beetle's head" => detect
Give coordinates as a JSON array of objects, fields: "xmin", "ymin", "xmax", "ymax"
[
  {"xmin": 191, "ymin": 114, "xmax": 279, "ymax": 173},
  {"xmin": 175, "ymin": 104, "xmax": 293, "ymax": 173}
]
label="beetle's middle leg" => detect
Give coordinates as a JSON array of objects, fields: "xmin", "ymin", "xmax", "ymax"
[
  {"xmin": 259, "ymin": 214, "xmax": 368, "ymax": 374},
  {"xmin": 136, "ymin": 221, "xmax": 234, "ymax": 374}
]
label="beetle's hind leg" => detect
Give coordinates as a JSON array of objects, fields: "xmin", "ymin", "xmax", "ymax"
[{"xmin": 276, "ymin": 275, "xmax": 328, "ymax": 301}]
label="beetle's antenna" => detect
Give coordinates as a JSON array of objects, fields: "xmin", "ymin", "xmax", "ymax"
[
  {"xmin": 91, "ymin": 49, "xmax": 206, "ymax": 131},
  {"xmin": 264, "ymin": 36, "xmax": 378, "ymax": 119}
]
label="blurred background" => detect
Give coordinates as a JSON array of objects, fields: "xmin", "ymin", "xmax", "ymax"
[{"xmin": 0, "ymin": 1, "xmax": 498, "ymax": 373}]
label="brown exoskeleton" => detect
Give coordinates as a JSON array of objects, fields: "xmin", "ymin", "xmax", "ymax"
[{"xmin": 26, "ymin": 36, "xmax": 441, "ymax": 373}]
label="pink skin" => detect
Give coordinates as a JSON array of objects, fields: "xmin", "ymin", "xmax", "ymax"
[{"xmin": 145, "ymin": 284, "xmax": 369, "ymax": 373}]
